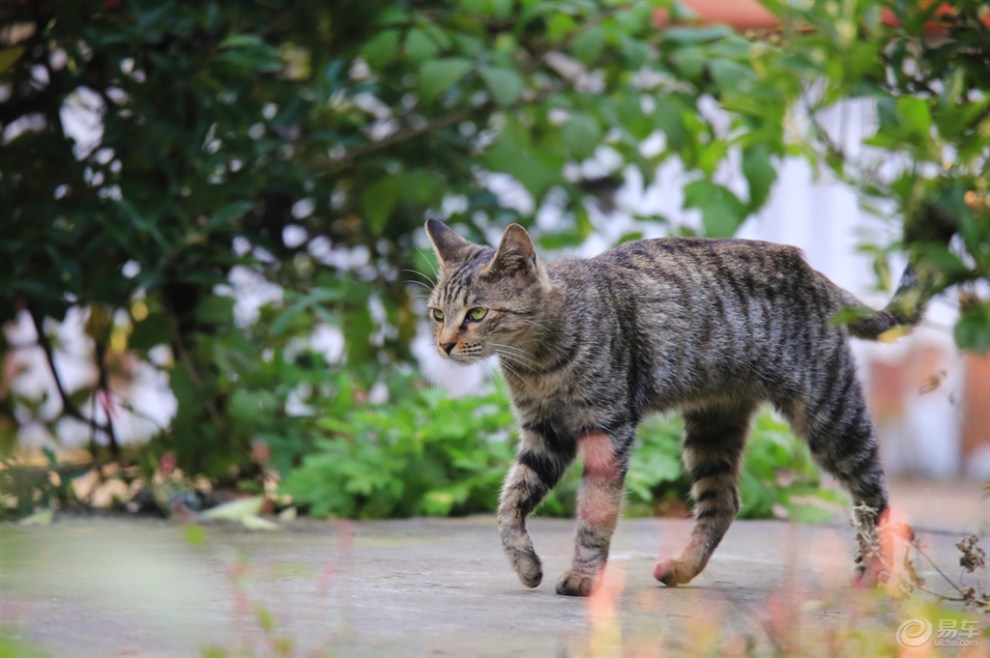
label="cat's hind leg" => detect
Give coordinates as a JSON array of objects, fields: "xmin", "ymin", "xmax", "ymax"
[
  {"xmin": 655, "ymin": 401, "xmax": 755, "ymax": 587},
  {"xmin": 498, "ymin": 427, "xmax": 575, "ymax": 589},
  {"xmin": 555, "ymin": 428, "xmax": 633, "ymax": 596},
  {"xmin": 783, "ymin": 359, "xmax": 910, "ymax": 583}
]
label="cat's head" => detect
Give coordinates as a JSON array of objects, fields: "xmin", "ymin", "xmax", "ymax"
[{"xmin": 424, "ymin": 219, "xmax": 551, "ymax": 364}]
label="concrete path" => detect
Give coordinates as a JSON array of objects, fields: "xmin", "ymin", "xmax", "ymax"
[{"xmin": 2, "ymin": 508, "xmax": 987, "ymax": 658}]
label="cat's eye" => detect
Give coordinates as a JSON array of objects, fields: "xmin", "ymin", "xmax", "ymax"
[
  {"xmin": 466, "ymin": 307, "xmax": 488, "ymax": 322},
  {"xmin": 431, "ymin": 308, "xmax": 445, "ymax": 322}
]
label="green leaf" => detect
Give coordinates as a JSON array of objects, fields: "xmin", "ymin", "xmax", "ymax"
[
  {"xmin": 561, "ymin": 113, "xmax": 601, "ymax": 160},
  {"xmin": 396, "ymin": 170, "xmax": 444, "ymax": 205},
  {"xmin": 709, "ymin": 59, "xmax": 756, "ymax": 94},
  {"xmin": 361, "ymin": 29, "xmax": 401, "ymax": 69},
  {"xmin": 479, "ymin": 66, "xmax": 523, "ymax": 105},
  {"xmin": 670, "ymin": 46, "xmax": 706, "ymax": 80},
  {"xmin": 570, "ymin": 26, "xmax": 605, "ymax": 64},
  {"xmin": 954, "ymin": 302, "xmax": 990, "ymax": 354},
  {"xmin": 896, "ymin": 96, "xmax": 932, "ymax": 137},
  {"xmin": 218, "ymin": 34, "xmax": 265, "ymax": 49},
  {"xmin": 741, "ymin": 145, "xmax": 776, "ymax": 210},
  {"xmin": 463, "ymin": 0, "xmax": 513, "ymax": 19},
  {"xmin": 547, "ymin": 14, "xmax": 577, "ymax": 42},
  {"xmin": 683, "ymin": 179, "xmax": 746, "ymax": 237},
  {"xmin": 195, "ymin": 296, "xmax": 235, "ymax": 325},
  {"xmin": 483, "ymin": 141, "xmax": 560, "ymax": 200},
  {"xmin": 662, "ymin": 25, "xmax": 734, "ymax": 44},
  {"xmin": 404, "ymin": 28, "xmax": 439, "ymax": 63},
  {"xmin": 360, "ymin": 177, "xmax": 399, "ymax": 234},
  {"xmin": 129, "ymin": 311, "xmax": 171, "ymax": 350},
  {"xmin": 201, "ymin": 496, "xmax": 264, "ymax": 520},
  {"xmin": 653, "ymin": 96, "xmax": 688, "ymax": 150},
  {"xmin": 613, "ymin": 4, "xmax": 653, "ymax": 33},
  {"xmin": 207, "ymin": 201, "xmax": 253, "ymax": 230},
  {"xmin": 215, "ymin": 35, "xmax": 280, "ymax": 73},
  {"xmin": 417, "ymin": 57, "xmax": 473, "ymax": 103}
]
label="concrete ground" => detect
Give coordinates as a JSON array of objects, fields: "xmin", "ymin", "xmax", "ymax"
[{"xmin": 1, "ymin": 480, "xmax": 987, "ymax": 658}]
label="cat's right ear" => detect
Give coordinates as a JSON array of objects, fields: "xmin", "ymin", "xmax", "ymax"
[{"xmin": 425, "ymin": 219, "xmax": 474, "ymax": 269}]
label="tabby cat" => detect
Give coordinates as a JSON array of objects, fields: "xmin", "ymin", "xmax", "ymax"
[{"xmin": 424, "ymin": 219, "xmax": 922, "ymax": 596}]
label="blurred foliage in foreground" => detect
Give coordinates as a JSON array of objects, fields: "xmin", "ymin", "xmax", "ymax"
[{"xmin": 1, "ymin": 0, "xmax": 988, "ymax": 518}]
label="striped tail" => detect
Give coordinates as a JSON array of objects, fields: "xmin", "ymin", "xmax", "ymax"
[{"xmin": 846, "ymin": 266, "xmax": 929, "ymax": 341}]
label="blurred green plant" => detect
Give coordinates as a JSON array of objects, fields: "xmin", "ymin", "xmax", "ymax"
[
  {"xmin": 283, "ymin": 380, "xmax": 518, "ymax": 518},
  {"xmin": 283, "ymin": 380, "xmax": 841, "ymax": 521},
  {"xmin": 738, "ymin": 413, "xmax": 848, "ymax": 523}
]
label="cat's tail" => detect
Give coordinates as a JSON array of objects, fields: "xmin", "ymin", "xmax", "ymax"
[
  {"xmin": 843, "ymin": 266, "xmax": 929, "ymax": 341},
  {"xmin": 842, "ymin": 210, "xmax": 955, "ymax": 341}
]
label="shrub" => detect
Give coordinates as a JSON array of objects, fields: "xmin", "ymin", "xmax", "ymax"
[{"xmin": 282, "ymin": 382, "xmax": 845, "ymax": 521}]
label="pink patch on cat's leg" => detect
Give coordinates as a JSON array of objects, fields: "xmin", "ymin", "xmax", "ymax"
[
  {"xmin": 580, "ymin": 431, "xmax": 617, "ymax": 477},
  {"xmin": 577, "ymin": 432, "xmax": 621, "ymax": 528},
  {"xmin": 557, "ymin": 432, "xmax": 623, "ymax": 597}
]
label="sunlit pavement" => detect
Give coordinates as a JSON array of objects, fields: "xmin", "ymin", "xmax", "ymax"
[{"xmin": 1, "ymin": 484, "xmax": 987, "ymax": 658}]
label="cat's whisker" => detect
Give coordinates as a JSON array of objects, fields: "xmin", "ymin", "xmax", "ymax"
[
  {"xmin": 491, "ymin": 354, "xmax": 540, "ymax": 395},
  {"xmin": 402, "ymin": 268, "xmax": 437, "ymax": 288},
  {"xmin": 403, "ymin": 278, "xmax": 434, "ymax": 292},
  {"xmin": 491, "ymin": 345, "xmax": 542, "ymax": 372},
  {"xmin": 494, "ymin": 358, "xmax": 532, "ymax": 391},
  {"xmin": 491, "ymin": 343, "xmax": 539, "ymax": 364},
  {"xmin": 489, "ymin": 342, "xmax": 537, "ymax": 361},
  {"xmin": 413, "ymin": 250, "xmax": 440, "ymax": 285}
]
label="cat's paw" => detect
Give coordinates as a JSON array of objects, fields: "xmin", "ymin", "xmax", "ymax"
[
  {"xmin": 507, "ymin": 547, "xmax": 543, "ymax": 588},
  {"xmin": 852, "ymin": 519, "xmax": 915, "ymax": 589},
  {"xmin": 555, "ymin": 570, "xmax": 598, "ymax": 597},
  {"xmin": 653, "ymin": 558, "xmax": 696, "ymax": 587}
]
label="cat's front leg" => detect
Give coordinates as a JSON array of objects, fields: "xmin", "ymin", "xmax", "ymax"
[
  {"xmin": 556, "ymin": 430, "xmax": 629, "ymax": 597},
  {"xmin": 497, "ymin": 432, "xmax": 573, "ymax": 588}
]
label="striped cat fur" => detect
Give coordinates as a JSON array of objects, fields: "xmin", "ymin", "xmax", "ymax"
[{"xmin": 424, "ymin": 219, "xmax": 923, "ymax": 596}]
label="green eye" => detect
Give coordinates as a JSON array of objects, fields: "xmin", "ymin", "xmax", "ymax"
[
  {"xmin": 467, "ymin": 307, "xmax": 488, "ymax": 321},
  {"xmin": 431, "ymin": 308, "xmax": 445, "ymax": 322}
]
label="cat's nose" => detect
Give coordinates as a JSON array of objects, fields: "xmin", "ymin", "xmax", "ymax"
[{"xmin": 440, "ymin": 341, "xmax": 456, "ymax": 355}]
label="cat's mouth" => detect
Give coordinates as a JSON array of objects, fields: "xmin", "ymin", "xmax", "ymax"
[{"xmin": 438, "ymin": 342, "xmax": 489, "ymax": 363}]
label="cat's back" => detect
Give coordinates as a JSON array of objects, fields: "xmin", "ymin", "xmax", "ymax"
[
  {"xmin": 548, "ymin": 236, "xmax": 821, "ymax": 299},
  {"xmin": 603, "ymin": 236, "xmax": 806, "ymax": 278},
  {"xmin": 549, "ymin": 235, "xmax": 849, "ymax": 353}
]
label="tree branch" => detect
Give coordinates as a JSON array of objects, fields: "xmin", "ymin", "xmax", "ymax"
[
  {"xmin": 28, "ymin": 307, "xmax": 114, "ymax": 444},
  {"xmin": 314, "ymin": 100, "xmax": 496, "ymax": 175},
  {"xmin": 93, "ymin": 327, "xmax": 121, "ymax": 457},
  {"xmin": 314, "ymin": 82, "xmax": 567, "ymax": 176}
]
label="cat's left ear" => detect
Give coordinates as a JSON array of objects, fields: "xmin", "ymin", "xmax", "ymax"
[{"xmin": 483, "ymin": 224, "xmax": 548, "ymax": 285}]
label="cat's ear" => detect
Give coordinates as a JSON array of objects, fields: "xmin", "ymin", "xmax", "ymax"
[
  {"xmin": 483, "ymin": 224, "xmax": 547, "ymax": 284},
  {"xmin": 425, "ymin": 219, "xmax": 474, "ymax": 268}
]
